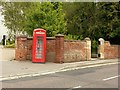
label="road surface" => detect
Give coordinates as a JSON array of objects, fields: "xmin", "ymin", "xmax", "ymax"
[{"xmin": 1, "ymin": 63, "xmax": 120, "ymax": 89}]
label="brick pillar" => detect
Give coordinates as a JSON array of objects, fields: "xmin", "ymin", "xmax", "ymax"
[
  {"xmin": 99, "ymin": 38, "xmax": 104, "ymax": 59},
  {"xmin": 26, "ymin": 38, "xmax": 33, "ymax": 60},
  {"xmin": 15, "ymin": 36, "xmax": 28, "ymax": 61},
  {"xmin": 85, "ymin": 37, "xmax": 91, "ymax": 60},
  {"xmin": 55, "ymin": 34, "xmax": 64, "ymax": 63}
]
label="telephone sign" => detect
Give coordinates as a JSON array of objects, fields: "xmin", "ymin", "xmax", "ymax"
[{"xmin": 32, "ymin": 28, "xmax": 46, "ymax": 63}]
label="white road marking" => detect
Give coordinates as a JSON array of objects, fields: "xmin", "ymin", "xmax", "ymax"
[
  {"xmin": 103, "ymin": 75, "xmax": 120, "ymax": 81},
  {"xmin": 67, "ymin": 85, "xmax": 81, "ymax": 90},
  {"xmin": 73, "ymin": 85, "xmax": 82, "ymax": 88}
]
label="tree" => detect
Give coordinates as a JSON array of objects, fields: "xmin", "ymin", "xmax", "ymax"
[
  {"xmin": 0, "ymin": 2, "xmax": 37, "ymax": 40},
  {"xmin": 96, "ymin": 2, "xmax": 120, "ymax": 44},
  {"xmin": 63, "ymin": 2, "xmax": 96, "ymax": 40},
  {"xmin": 1, "ymin": 2, "xmax": 67, "ymax": 37},
  {"xmin": 1, "ymin": 3, "xmax": 24, "ymax": 36},
  {"xmin": 25, "ymin": 2, "xmax": 67, "ymax": 37},
  {"xmin": 63, "ymin": 2, "xmax": 120, "ymax": 44}
]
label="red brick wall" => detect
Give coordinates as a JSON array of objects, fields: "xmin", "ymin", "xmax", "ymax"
[
  {"xmin": 46, "ymin": 37, "xmax": 55, "ymax": 62},
  {"xmin": 64, "ymin": 40, "xmax": 87, "ymax": 62},
  {"xmin": 15, "ymin": 36, "xmax": 91, "ymax": 63},
  {"xmin": 104, "ymin": 41, "xmax": 120, "ymax": 59},
  {"xmin": 16, "ymin": 37, "xmax": 56, "ymax": 62},
  {"xmin": 15, "ymin": 36, "xmax": 55, "ymax": 61}
]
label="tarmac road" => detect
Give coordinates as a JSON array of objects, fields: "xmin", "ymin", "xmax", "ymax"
[{"xmin": 2, "ymin": 63, "xmax": 120, "ymax": 89}]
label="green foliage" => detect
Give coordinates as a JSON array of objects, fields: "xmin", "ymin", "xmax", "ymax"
[
  {"xmin": 6, "ymin": 39, "xmax": 15, "ymax": 45},
  {"xmin": 96, "ymin": 2, "xmax": 120, "ymax": 40},
  {"xmin": 1, "ymin": 2, "xmax": 28, "ymax": 37},
  {"xmin": 63, "ymin": 2, "xmax": 120, "ymax": 44},
  {"xmin": 65, "ymin": 34, "xmax": 83, "ymax": 40},
  {"xmin": 1, "ymin": 2, "xmax": 67, "ymax": 37},
  {"xmin": 92, "ymin": 39, "xmax": 98, "ymax": 49},
  {"xmin": 1, "ymin": 2, "xmax": 120, "ymax": 45},
  {"xmin": 4, "ymin": 43, "xmax": 15, "ymax": 48},
  {"xmin": 25, "ymin": 2, "xmax": 67, "ymax": 37},
  {"xmin": 4, "ymin": 39, "xmax": 15, "ymax": 48},
  {"xmin": 63, "ymin": 2, "xmax": 96, "ymax": 39},
  {"xmin": 91, "ymin": 39, "xmax": 98, "ymax": 54},
  {"xmin": 0, "ymin": 41, "xmax": 2, "ymax": 45}
]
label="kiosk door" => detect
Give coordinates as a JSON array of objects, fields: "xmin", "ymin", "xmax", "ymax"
[{"xmin": 36, "ymin": 36, "xmax": 43, "ymax": 59}]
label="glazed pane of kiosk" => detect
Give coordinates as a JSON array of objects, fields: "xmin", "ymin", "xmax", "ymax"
[
  {"xmin": 32, "ymin": 29, "xmax": 46, "ymax": 63},
  {"xmin": 36, "ymin": 36, "xmax": 43, "ymax": 59}
]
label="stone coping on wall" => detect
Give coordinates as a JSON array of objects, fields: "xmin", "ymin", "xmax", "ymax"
[
  {"xmin": 64, "ymin": 40, "xmax": 85, "ymax": 42},
  {"xmin": 104, "ymin": 41, "xmax": 120, "ymax": 47},
  {"xmin": 17, "ymin": 36, "xmax": 87, "ymax": 42},
  {"xmin": 55, "ymin": 34, "xmax": 64, "ymax": 37},
  {"xmin": 46, "ymin": 37, "xmax": 55, "ymax": 40},
  {"xmin": 16, "ymin": 36, "xmax": 27, "ymax": 38},
  {"xmin": 19, "ymin": 37, "xmax": 56, "ymax": 40}
]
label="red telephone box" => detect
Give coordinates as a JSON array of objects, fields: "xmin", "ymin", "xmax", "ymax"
[{"xmin": 32, "ymin": 28, "xmax": 46, "ymax": 63}]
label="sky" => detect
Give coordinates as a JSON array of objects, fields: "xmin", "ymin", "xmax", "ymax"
[{"xmin": 0, "ymin": 11, "xmax": 8, "ymax": 42}]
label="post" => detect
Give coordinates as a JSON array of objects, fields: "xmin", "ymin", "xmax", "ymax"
[
  {"xmin": 98, "ymin": 38, "xmax": 104, "ymax": 59},
  {"xmin": 85, "ymin": 37, "xmax": 91, "ymax": 60},
  {"xmin": 55, "ymin": 34, "xmax": 64, "ymax": 63},
  {"xmin": 2, "ymin": 35, "xmax": 6, "ymax": 46}
]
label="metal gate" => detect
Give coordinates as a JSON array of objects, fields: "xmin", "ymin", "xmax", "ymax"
[{"xmin": 91, "ymin": 40, "xmax": 100, "ymax": 58}]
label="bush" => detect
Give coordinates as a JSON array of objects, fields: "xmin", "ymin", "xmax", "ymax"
[
  {"xmin": 65, "ymin": 34, "xmax": 83, "ymax": 40},
  {"xmin": 91, "ymin": 39, "xmax": 98, "ymax": 54},
  {"xmin": 4, "ymin": 43, "xmax": 15, "ymax": 48},
  {"xmin": 4, "ymin": 40, "xmax": 15, "ymax": 48}
]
